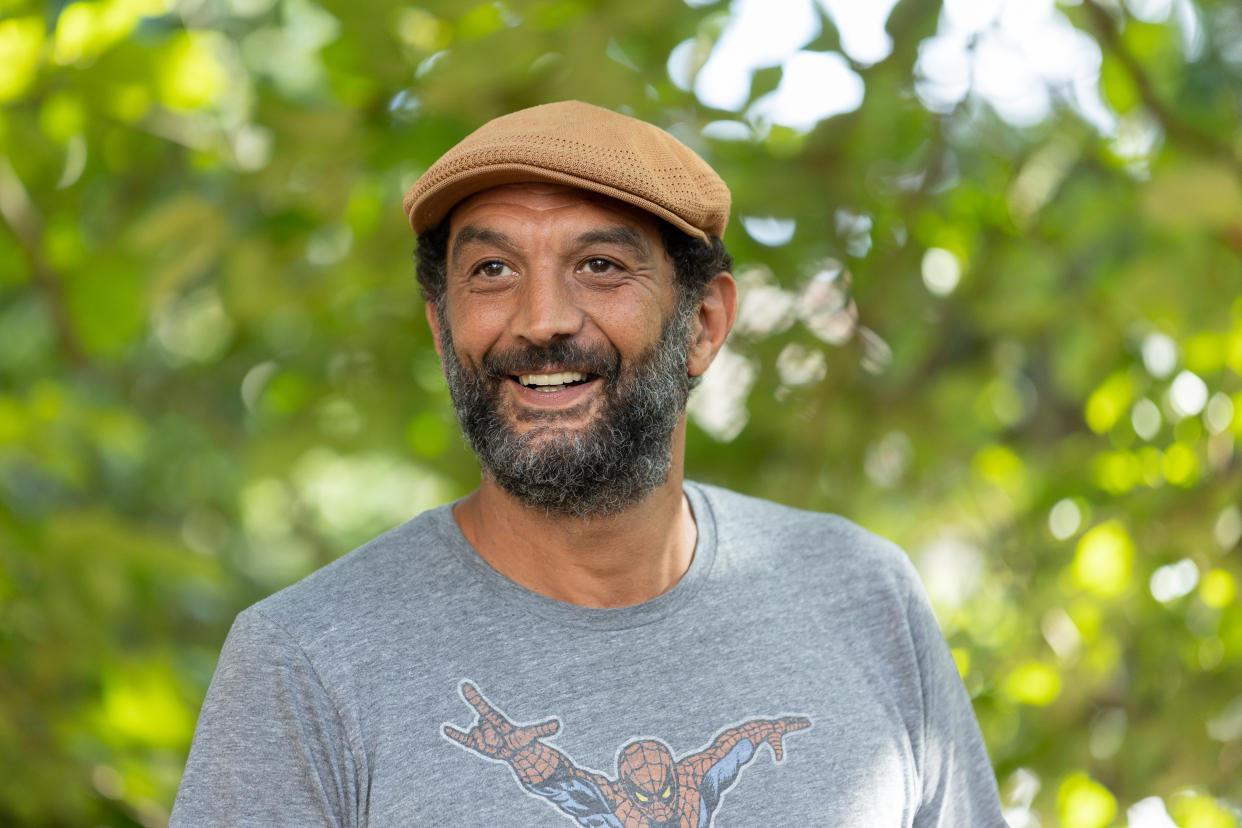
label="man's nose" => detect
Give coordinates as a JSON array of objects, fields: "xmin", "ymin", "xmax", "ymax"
[{"xmin": 512, "ymin": 269, "xmax": 585, "ymax": 345}]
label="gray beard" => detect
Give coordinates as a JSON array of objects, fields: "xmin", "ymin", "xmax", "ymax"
[{"xmin": 437, "ymin": 305, "xmax": 695, "ymax": 518}]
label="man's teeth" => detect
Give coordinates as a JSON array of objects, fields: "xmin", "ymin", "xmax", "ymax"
[{"xmin": 518, "ymin": 371, "xmax": 588, "ymax": 391}]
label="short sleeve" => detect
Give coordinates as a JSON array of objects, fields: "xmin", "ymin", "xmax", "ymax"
[
  {"xmin": 171, "ymin": 609, "xmax": 362, "ymax": 827},
  {"xmin": 902, "ymin": 560, "xmax": 1009, "ymax": 828}
]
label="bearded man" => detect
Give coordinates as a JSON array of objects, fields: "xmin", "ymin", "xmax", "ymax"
[{"xmin": 172, "ymin": 101, "xmax": 1006, "ymax": 827}]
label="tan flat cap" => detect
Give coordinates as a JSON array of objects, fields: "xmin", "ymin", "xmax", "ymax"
[{"xmin": 402, "ymin": 101, "xmax": 730, "ymax": 242}]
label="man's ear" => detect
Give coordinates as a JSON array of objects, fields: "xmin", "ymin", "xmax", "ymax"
[
  {"xmin": 687, "ymin": 271, "xmax": 737, "ymax": 378},
  {"xmin": 425, "ymin": 301, "xmax": 444, "ymax": 358}
]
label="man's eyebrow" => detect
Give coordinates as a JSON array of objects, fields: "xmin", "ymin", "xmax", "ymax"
[
  {"xmin": 573, "ymin": 226, "xmax": 653, "ymax": 258},
  {"xmin": 450, "ymin": 226, "xmax": 517, "ymax": 265}
]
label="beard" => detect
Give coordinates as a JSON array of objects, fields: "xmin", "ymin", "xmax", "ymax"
[{"xmin": 437, "ymin": 304, "xmax": 696, "ymax": 518}]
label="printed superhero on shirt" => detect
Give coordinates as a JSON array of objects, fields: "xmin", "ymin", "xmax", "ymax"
[{"xmin": 443, "ymin": 681, "xmax": 811, "ymax": 828}]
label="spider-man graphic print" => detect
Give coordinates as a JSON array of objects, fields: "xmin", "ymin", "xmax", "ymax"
[{"xmin": 443, "ymin": 681, "xmax": 811, "ymax": 827}]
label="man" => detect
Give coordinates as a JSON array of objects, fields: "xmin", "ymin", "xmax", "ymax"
[{"xmin": 172, "ymin": 101, "xmax": 1006, "ymax": 826}]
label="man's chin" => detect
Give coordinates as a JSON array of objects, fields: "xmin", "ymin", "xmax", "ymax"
[
  {"xmin": 487, "ymin": 407, "xmax": 610, "ymax": 467},
  {"xmin": 504, "ymin": 423, "xmax": 597, "ymax": 456}
]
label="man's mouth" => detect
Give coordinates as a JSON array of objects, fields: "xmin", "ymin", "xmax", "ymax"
[{"xmin": 515, "ymin": 371, "xmax": 594, "ymax": 393}]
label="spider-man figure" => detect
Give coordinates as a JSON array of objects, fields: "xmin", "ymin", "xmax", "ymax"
[{"xmin": 444, "ymin": 681, "xmax": 811, "ymax": 827}]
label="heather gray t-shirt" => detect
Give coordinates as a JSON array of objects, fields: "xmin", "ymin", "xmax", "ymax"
[{"xmin": 172, "ymin": 483, "xmax": 1006, "ymax": 826}]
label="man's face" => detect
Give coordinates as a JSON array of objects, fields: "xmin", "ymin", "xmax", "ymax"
[{"xmin": 431, "ymin": 184, "xmax": 695, "ymax": 516}]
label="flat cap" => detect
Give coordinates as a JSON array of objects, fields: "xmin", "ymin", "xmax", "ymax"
[{"xmin": 402, "ymin": 101, "xmax": 730, "ymax": 242}]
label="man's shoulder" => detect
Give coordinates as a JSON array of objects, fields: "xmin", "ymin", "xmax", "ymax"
[
  {"xmin": 693, "ymin": 481, "xmax": 901, "ymax": 550},
  {"xmin": 241, "ymin": 502, "xmax": 457, "ymax": 643},
  {"xmin": 691, "ymin": 481, "xmax": 917, "ymax": 586}
]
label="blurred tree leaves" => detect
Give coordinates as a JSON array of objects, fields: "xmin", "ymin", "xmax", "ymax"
[{"xmin": 1, "ymin": 0, "xmax": 1240, "ymax": 825}]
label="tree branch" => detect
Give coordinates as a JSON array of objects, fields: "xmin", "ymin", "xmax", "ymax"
[
  {"xmin": 1082, "ymin": 0, "xmax": 1242, "ymax": 176},
  {"xmin": 0, "ymin": 155, "xmax": 86, "ymax": 367}
]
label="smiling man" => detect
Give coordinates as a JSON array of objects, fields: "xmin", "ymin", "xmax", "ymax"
[{"xmin": 172, "ymin": 101, "xmax": 1006, "ymax": 826}]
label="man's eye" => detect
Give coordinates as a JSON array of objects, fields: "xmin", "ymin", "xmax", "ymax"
[
  {"xmin": 476, "ymin": 261, "xmax": 514, "ymax": 278},
  {"xmin": 580, "ymin": 257, "xmax": 617, "ymax": 275},
  {"xmin": 633, "ymin": 790, "xmax": 649, "ymax": 803},
  {"xmin": 660, "ymin": 785, "xmax": 671, "ymax": 800}
]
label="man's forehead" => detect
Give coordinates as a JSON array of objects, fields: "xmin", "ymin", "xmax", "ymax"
[{"xmin": 448, "ymin": 183, "xmax": 663, "ymax": 236}]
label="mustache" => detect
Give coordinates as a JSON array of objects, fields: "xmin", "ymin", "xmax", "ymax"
[{"xmin": 481, "ymin": 339, "xmax": 621, "ymax": 380}]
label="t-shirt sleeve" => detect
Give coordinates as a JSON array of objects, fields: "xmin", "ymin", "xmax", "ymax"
[
  {"xmin": 901, "ymin": 559, "xmax": 1009, "ymax": 828},
  {"xmin": 170, "ymin": 608, "xmax": 362, "ymax": 827}
]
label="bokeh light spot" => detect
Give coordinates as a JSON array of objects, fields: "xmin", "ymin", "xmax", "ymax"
[
  {"xmin": 1206, "ymin": 697, "xmax": 1242, "ymax": 743},
  {"xmin": 1149, "ymin": 558, "xmax": 1199, "ymax": 603},
  {"xmin": 1161, "ymin": 442, "xmax": 1199, "ymax": 487},
  {"xmin": 1003, "ymin": 662, "xmax": 1062, "ymax": 706},
  {"xmin": 1199, "ymin": 569, "xmax": 1236, "ymax": 609},
  {"xmin": 740, "ymin": 215, "xmax": 796, "ymax": 246},
  {"xmin": 1085, "ymin": 372, "xmax": 1134, "ymax": 433},
  {"xmin": 917, "ymin": 535, "xmax": 983, "ymax": 610},
  {"xmin": 0, "ymin": 16, "xmax": 44, "ymax": 103},
  {"xmin": 921, "ymin": 247, "xmax": 961, "ymax": 296},
  {"xmin": 1125, "ymin": 795, "xmax": 1177, "ymax": 828},
  {"xmin": 100, "ymin": 667, "xmax": 195, "ymax": 749},
  {"xmin": 1131, "ymin": 397, "xmax": 1162, "ymax": 440},
  {"xmin": 1142, "ymin": 331, "xmax": 1178, "ymax": 378},
  {"xmin": 154, "ymin": 287, "xmax": 236, "ymax": 365},
  {"xmin": 1215, "ymin": 505, "xmax": 1242, "ymax": 550},
  {"xmin": 775, "ymin": 342, "xmax": 827, "ymax": 387},
  {"xmin": 687, "ymin": 345, "xmax": 756, "ymax": 442},
  {"xmin": 1057, "ymin": 772, "xmax": 1117, "ymax": 828},
  {"xmin": 1168, "ymin": 791, "xmax": 1239, "ymax": 828},
  {"xmin": 1041, "ymin": 608, "xmax": 1082, "ymax": 660},
  {"xmin": 694, "ymin": 0, "xmax": 819, "ymax": 111},
  {"xmin": 1091, "ymin": 450, "xmax": 1140, "ymax": 495},
  {"xmin": 1072, "ymin": 521, "xmax": 1134, "ymax": 598},
  {"xmin": 916, "ymin": 0, "xmax": 1108, "ymax": 130},
  {"xmin": 158, "ymin": 31, "xmax": 229, "ymax": 110},
  {"xmin": 55, "ymin": 0, "xmax": 175, "ymax": 65},
  {"xmin": 52, "ymin": 1, "xmax": 136, "ymax": 65},
  {"xmin": 1169, "ymin": 370, "xmax": 1209, "ymax": 418},
  {"xmin": 1049, "ymin": 498, "xmax": 1082, "ymax": 540},
  {"xmin": 733, "ymin": 266, "xmax": 796, "ymax": 338},
  {"xmin": 973, "ymin": 444, "xmax": 1027, "ymax": 495},
  {"xmin": 817, "ymin": 0, "xmax": 900, "ymax": 65},
  {"xmin": 700, "ymin": 119, "xmax": 752, "ymax": 141},
  {"xmin": 748, "ymin": 50, "xmax": 864, "ymax": 132},
  {"xmin": 1204, "ymin": 392, "xmax": 1234, "ymax": 434},
  {"xmin": 395, "ymin": 7, "xmax": 449, "ymax": 52}
]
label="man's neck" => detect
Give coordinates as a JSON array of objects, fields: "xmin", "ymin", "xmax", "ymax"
[{"xmin": 451, "ymin": 454, "xmax": 697, "ymax": 609}]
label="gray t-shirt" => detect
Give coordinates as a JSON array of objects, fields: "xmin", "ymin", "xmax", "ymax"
[{"xmin": 172, "ymin": 483, "xmax": 1006, "ymax": 826}]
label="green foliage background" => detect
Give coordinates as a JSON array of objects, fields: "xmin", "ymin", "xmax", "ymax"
[{"xmin": 1, "ymin": 0, "xmax": 1240, "ymax": 825}]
